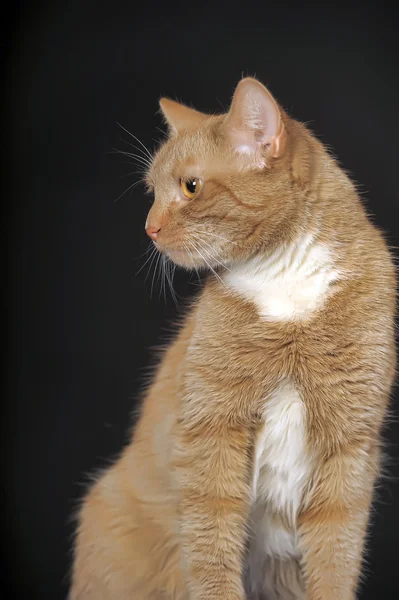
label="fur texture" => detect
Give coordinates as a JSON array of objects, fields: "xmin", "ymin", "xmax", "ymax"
[{"xmin": 69, "ymin": 77, "xmax": 396, "ymax": 600}]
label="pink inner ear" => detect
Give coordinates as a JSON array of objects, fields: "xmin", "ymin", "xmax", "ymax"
[{"xmin": 223, "ymin": 78, "xmax": 281, "ymax": 158}]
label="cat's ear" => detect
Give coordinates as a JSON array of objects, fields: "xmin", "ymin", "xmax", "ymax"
[
  {"xmin": 223, "ymin": 78, "xmax": 284, "ymax": 163},
  {"xmin": 159, "ymin": 98, "xmax": 208, "ymax": 135}
]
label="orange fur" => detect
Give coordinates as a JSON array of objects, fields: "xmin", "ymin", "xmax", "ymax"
[{"xmin": 69, "ymin": 78, "xmax": 396, "ymax": 599}]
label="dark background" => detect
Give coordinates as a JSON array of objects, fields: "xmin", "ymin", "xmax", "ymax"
[{"xmin": 3, "ymin": 1, "xmax": 399, "ymax": 598}]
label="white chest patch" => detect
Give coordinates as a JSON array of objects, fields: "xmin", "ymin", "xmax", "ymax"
[
  {"xmin": 249, "ymin": 380, "xmax": 311, "ymax": 563},
  {"xmin": 253, "ymin": 380, "xmax": 310, "ymax": 519},
  {"xmin": 224, "ymin": 234, "xmax": 339, "ymax": 321}
]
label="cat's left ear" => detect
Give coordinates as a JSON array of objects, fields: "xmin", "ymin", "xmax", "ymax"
[
  {"xmin": 159, "ymin": 98, "xmax": 208, "ymax": 135},
  {"xmin": 223, "ymin": 78, "xmax": 285, "ymax": 164}
]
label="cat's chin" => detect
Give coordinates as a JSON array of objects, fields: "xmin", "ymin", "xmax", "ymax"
[{"xmin": 164, "ymin": 248, "xmax": 201, "ymax": 269}]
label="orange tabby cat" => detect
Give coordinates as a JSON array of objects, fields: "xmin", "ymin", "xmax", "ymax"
[{"xmin": 69, "ymin": 77, "xmax": 396, "ymax": 600}]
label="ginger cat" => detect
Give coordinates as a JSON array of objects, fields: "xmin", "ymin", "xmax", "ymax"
[{"xmin": 69, "ymin": 77, "xmax": 396, "ymax": 600}]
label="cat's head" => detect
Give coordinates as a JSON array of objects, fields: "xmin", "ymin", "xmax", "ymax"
[{"xmin": 145, "ymin": 77, "xmax": 307, "ymax": 270}]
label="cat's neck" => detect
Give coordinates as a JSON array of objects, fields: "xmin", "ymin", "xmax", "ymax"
[{"xmin": 223, "ymin": 231, "xmax": 340, "ymax": 322}]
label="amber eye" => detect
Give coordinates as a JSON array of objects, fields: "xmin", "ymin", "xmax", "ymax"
[{"xmin": 181, "ymin": 178, "xmax": 202, "ymax": 199}]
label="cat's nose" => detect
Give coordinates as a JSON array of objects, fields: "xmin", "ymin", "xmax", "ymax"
[{"xmin": 146, "ymin": 225, "xmax": 161, "ymax": 241}]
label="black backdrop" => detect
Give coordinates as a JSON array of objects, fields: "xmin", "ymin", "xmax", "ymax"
[{"xmin": 3, "ymin": 1, "xmax": 399, "ymax": 598}]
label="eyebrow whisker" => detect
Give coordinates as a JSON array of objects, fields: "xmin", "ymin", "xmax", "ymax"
[{"xmin": 116, "ymin": 122, "xmax": 153, "ymax": 161}]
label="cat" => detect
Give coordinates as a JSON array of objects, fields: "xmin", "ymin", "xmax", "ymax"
[{"xmin": 69, "ymin": 77, "xmax": 396, "ymax": 600}]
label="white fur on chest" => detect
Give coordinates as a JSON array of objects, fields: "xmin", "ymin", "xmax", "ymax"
[
  {"xmin": 250, "ymin": 380, "xmax": 310, "ymax": 561},
  {"xmin": 225, "ymin": 234, "xmax": 339, "ymax": 321}
]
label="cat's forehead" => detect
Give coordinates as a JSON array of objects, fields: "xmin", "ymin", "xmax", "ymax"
[
  {"xmin": 148, "ymin": 120, "xmax": 223, "ymax": 184},
  {"xmin": 154, "ymin": 130, "xmax": 215, "ymax": 167}
]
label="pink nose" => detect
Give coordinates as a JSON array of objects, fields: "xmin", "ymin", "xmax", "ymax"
[{"xmin": 146, "ymin": 225, "xmax": 161, "ymax": 241}]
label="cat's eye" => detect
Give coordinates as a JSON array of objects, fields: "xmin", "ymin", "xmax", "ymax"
[{"xmin": 181, "ymin": 178, "xmax": 202, "ymax": 199}]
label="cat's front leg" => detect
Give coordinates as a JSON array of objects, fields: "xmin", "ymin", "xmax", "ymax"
[
  {"xmin": 298, "ymin": 444, "xmax": 378, "ymax": 600},
  {"xmin": 173, "ymin": 421, "xmax": 252, "ymax": 600}
]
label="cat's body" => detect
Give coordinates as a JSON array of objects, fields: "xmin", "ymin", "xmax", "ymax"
[{"xmin": 70, "ymin": 79, "xmax": 396, "ymax": 600}]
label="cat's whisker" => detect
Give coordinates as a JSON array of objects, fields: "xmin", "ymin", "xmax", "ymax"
[
  {"xmin": 145, "ymin": 246, "xmax": 160, "ymax": 283},
  {"xmin": 126, "ymin": 155, "xmax": 152, "ymax": 170},
  {"xmin": 189, "ymin": 234, "xmax": 231, "ymax": 272},
  {"xmin": 121, "ymin": 139, "xmax": 154, "ymax": 164},
  {"xmin": 120, "ymin": 166, "xmax": 148, "ymax": 180},
  {"xmin": 164, "ymin": 257, "xmax": 179, "ymax": 307},
  {"xmin": 143, "ymin": 243, "xmax": 156, "ymax": 255},
  {"xmin": 141, "ymin": 246, "xmax": 179, "ymax": 306},
  {"xmin": 136, "ymin": 244, "xmax": 158, "ymax": 276},
  {"xmin": 113, "ymin": 179, "xmax": 143, "ymax": 203},
  {"xmin": 150, "ymin": 251, "xmax": 162, "ymax": 298},
  {"xmin": 189, "ymin": 232, "xmax": 230, "ymax": 266},
  {"xmin": 120, "ymin": 169, "xmax": 147, "ymax": 180},
  {"xmin": 188, "ymin": 239, "xmax": 227, "ymax": 287},
  {"xmin": 116, "ymin": 122, "xmax": 153, "ymax": 161},
  {"xmin": 159, "ymin": 254, "xmax": 165, "ymax": 298},
  {"xmin": 131, "ymin": 243, "xmax": 155, "ymax": 261},
  {"xmin": 183, "ymin": 243, "xmax": 202, "ymax": 286},
  {"xmin": 111, "ymin": 146, "xmax": 150, "ymax": 161},
  {"xmin": 124, "ymin": 153, "xmax": 152, "ymax": 169},
  {"xmin": 161, "ymin": 256, "xmax": 168, "ymax": 304},
  {"xmin": 190, "ymin": 227, "xmax": 238, "ymax": 245},
  {"xmin": 159, "ymin": 254, "xmax": 167, "ymax": 302},
  {"xmin": 111, "ymin": 148, "xmax": 152, "ymax": 170}
]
